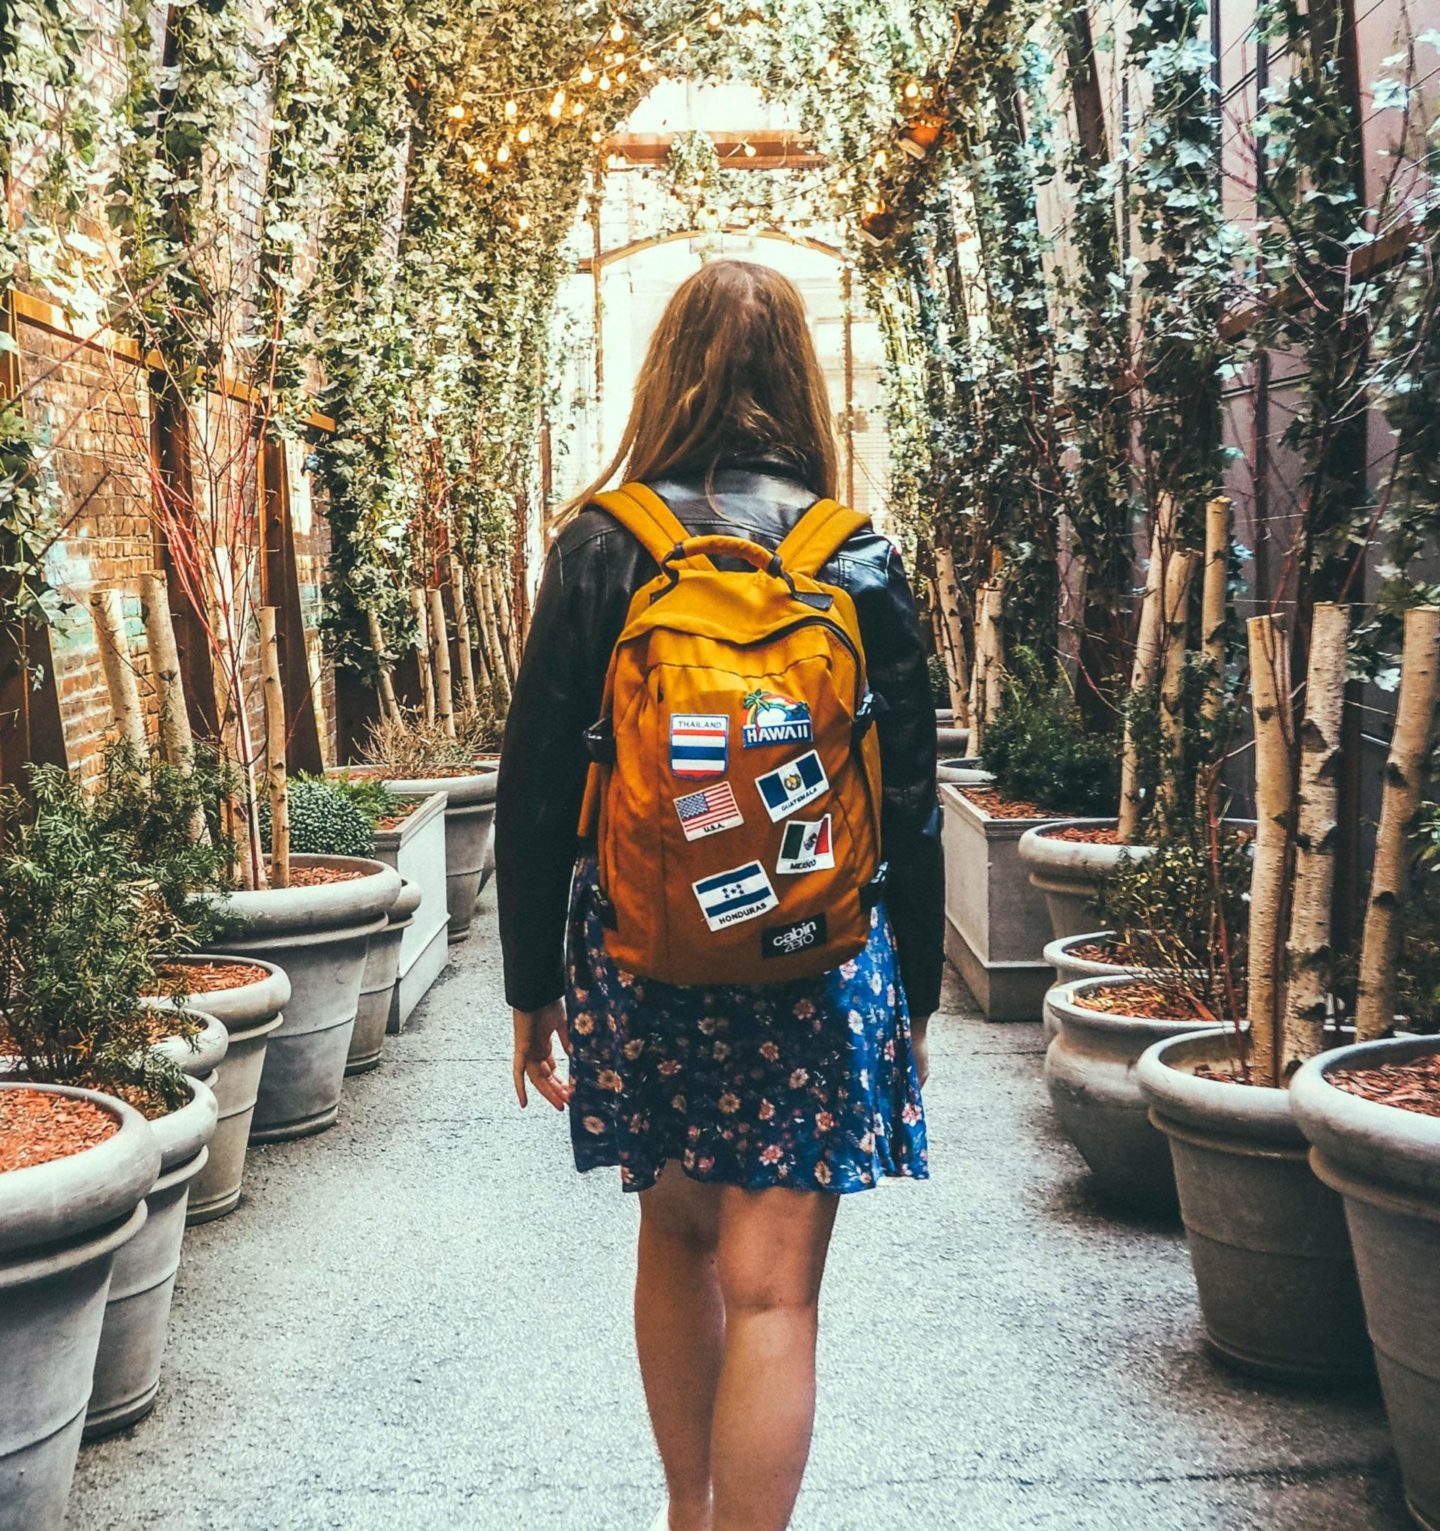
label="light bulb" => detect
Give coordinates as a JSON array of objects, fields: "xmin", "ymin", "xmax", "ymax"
[
  {"xmin": 550, "ymin": 89, "xmax": 566, "ymax": 114},
  {"xmin": 447, "ymin": 103, "xmax": 465, "ymax": 120},
  {"xmin": 610, "ymin": 17, "xmax": 625, "ymax": 40},
  {"xmin": 571, "ymin": 99, "xmax": 585, "ymax": 116},
  {"xmin": 707, "ymin": 8, "xmax": 722, "ymax": 26},
  {"xmin": 616, "ymin": 68, "xmax": 627, "ymax": 84},
  {"xmin": 598, "ymin": 71, "xmax": 611, "ymax": 91},
  {"xmin": 591, "ymin": 128, "xmax": 603, "ymax": 143},
  {"xmin": 580, "ymin": 63, "xmax": 594, "ymax": 84},
  {"xmin": 903, "ymin": 80, "xmax": 920, "ymax": 100},
  {"xmin": 504, "ymin": 98, "xmax": 518, "ymax": 119},
  {"xmin": 675, "ymin": 34, "xmax": 690, "ymax": 51},
  {"xmin": 517, "ymin": 213, "xmax": 531, "ymax": 231},
  {"xmin": 874, "ymin": 149, "xmax": 887, "ymax": 167},
  {"xmin": 517, "ymin": 124, "xmax": 532, "ymax": 144},
  {"xmin": 496, "ymin": 142, "xmax": 512, "ymax": 163},
  {"xmin": 742, "ymin": 140, "xmax": 756, "ymax": 157},
  {"xmin": 469, "ymin": 156, "xmax": 487, "ymax": 174},
  {"xmin": 639, "ymin": 55, "xmax": 655, "ymax": 71}
]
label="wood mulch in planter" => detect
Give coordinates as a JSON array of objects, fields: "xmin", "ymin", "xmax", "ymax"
[
  {"xmin": 1068, "ymin": 939, "xmax": 1148, "ymax": 966},
  {"xmin": 375, "ymin": 798, "xmax": 422, "ymax": 830},
  {"xmin": 0, "ymin": 1088, "xmax": 117, "ymax": 1172},
  {"xmin": 143, "ymin": 1009, "xmax": 199, "ymax": 1044},
  {"xmin": 1073, "ymin": 979, "xmax": 1214, "ymax": 1022},
  {"xmin": 285, "ymin": 864, "xmax": 368, "ymax": 887},
  {"xmin": 153, "ymin": 959, "xmax": 270, "ymax": 992},
  {"xmin": 960, "ymin": 786, "xmax": 1056, "ymax": 819},
  {"xmin": 1043, "ymin": 824, "xmax": 1121, "ymax": 845},
  {"xmin": 1330, "ymin": 1054, "xmax": 1440, "ymax": 1119}
]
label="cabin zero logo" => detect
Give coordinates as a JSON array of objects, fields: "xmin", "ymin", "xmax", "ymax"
[
  {"xmin": 741, "ymin": 688, "xmax": 813, "ymax": 748},
  {"xmin": 761, "ymin": 914, "xmax": 828, "ymax": 959}
]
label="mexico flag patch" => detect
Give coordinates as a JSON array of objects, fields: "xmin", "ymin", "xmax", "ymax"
[{"xmin": 776, "ymin": 815, "xmax": 834, "ymax": 875}]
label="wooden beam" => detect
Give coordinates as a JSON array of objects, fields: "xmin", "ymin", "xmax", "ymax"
[
  {"xmin": 580, "ymin": 227, "xmax": 844, "ymax": 274},
  {"xmin": 602, "ymin": 129, "xmax": 824, "ymax": 170}
]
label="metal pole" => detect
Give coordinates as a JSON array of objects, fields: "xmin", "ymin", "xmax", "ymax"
[{"xmin": 842, "ymin": 265, "xmax": 856, "ymax": 506}]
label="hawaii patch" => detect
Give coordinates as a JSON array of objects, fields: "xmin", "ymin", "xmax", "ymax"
[
  {"xmin": 755, "ymin": 750, "xmax": 829, "ymax": 822},
  {"xmin": 692, "ymin": 861, "xmax": 778, "ymax": 932},
  {"xmin": 776, "ymin": 815, "xmax": 834, "ymax": 874},
  {"xmin": 674, "ymin": 781, "xmax": 744, "ymax": 840},
  {"xmin": 670, "ymin": 713, "xmax": 728, "ymax": 778},
  {"xmin": 741, "ymin": 687, "xmax": 813, "ymax": 748}
]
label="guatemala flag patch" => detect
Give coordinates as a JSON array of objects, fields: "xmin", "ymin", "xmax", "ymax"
[
  {"xmin": 755, "ymin": 750, "xmax": 829, "ymax": 822},
  {"xmin": 692, "ymin": 861, "xmax": 778, "ymax": 931},
  {"xmin": 670, "ymin": 714, "xmax": 728, "ymax": 778}
]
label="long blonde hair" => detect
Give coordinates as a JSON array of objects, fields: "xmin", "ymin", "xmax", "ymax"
[{"xmin": 557, "ymin": 258, "xmax": 839, "ymax": 526}]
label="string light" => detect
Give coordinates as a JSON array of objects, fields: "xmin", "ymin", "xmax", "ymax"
[
  {"xmin": 517, "ymin": 123, "xmax": 533, "ymax": 144},
  {"xmin": 517, "ymin": 212, "xmax": 531, "ymax": 231},
  {"xmin": 675, "ymin": 34, "xmax": 689, "ymax": 51},
  {"xmin": 707, "ymin": 7, "xmax": 722, "ymax": 25},
  {"xmin": 903, "ymin": 80, "xmax": 920, "ymax": 100},
  {"xmin": 496, "ymin": 141, "xmax": 512, "ymax": 163},
  {"xmin": 571, "ymin": 99, "xmax": 586, "ymax": 116},
  {"xmin": 503, "ymin": 98, "xmax": 518, "ymax": 119},
  {"xmin": 579, "ymin": 62, "xmax": 594, "ymax": 84},
  {"xmin": 549, "ymin": 88, "xmax": 566, "ymax": 117},
  {"xmin": 639, "ymin": 55, "xmax": 656, "ymax": 70},
  {"xmin": 609, "ymin": 17, "xmax": 626, "ymax": 41},
  {"xmin": 616, "ymin": 67, "xmax": 628, "ymax": 84},
  {"xmin": 447, "ymin": 103, "xmax": 465, "ymax": 120},
  {"xmin": 742, "ymin": 140, "xmax": 756, "ymax": 157},
  {"xmin": 598, "ymin": 71, "xmax": 611, "ymax": 91}
]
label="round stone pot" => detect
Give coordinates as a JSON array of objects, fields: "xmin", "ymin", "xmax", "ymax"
[
  {"xmin": 1293, "ymin": 1036, "xmax": 1440, "ymax": 1528},
  {"xmin": 1041, "ymin": 930, "xmax": 1148, "ymax": 1043},
  {"xmin": 383, "ymin": 770, "xmax": 496, "ymax": 943},
  {"xmin": 0, "ymin": 1082, "xmax": 159, "ymax": 1531},
  {"xmin": 144, "ymin": 1002, "xmax": 229, "ymax": 1078},
  {"xmin": 1045, "ymin": 976, "xmax": 1214, "ymax": 1211},
  {"xmin": 85, "ymin": 1075, "xmax": 218, "ymax": 1438},
  {"xmin": 1018, "ymin": 820, "xmax": 1150, "ymax": 940},
  {"xmin": 936, "ymin": 757, "xmax": 992, "ymax": 787},
  {"xmin": 211, "ymin": 856, "xmax": 401, "ymax": 1142},
  {"xmin": 347, "ymin": 879, "xmax": 421, "ymax": 1076},
  {"xmin": 151, "ymin": 957, "xmax": 290, "ymax": 1225},
  {"xmin": 936, "ymin": 725, "xmax": 970, "ymax": 755},
  {"xmin": 1138, "ymin": 1029, "xmax": 1371, "ymax": 1385}
]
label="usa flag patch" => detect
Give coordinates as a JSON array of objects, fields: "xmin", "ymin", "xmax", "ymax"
[
  {"xmin": 670, "ymin": 714, "xmax": 728, "ymax": 778},
  {"xmin": 674, "ymin": 781, "xmax": 744, "ymax": 840}
]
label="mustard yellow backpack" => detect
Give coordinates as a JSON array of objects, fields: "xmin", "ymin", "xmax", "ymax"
[{"xmin": 579, "ymin": 482, "xmax": 884, "ymax": 987}]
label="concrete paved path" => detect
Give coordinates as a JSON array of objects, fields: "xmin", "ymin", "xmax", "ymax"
[{"xmin": 70, "ymin": 898, "xmax": 1410, "ymax": 1530}]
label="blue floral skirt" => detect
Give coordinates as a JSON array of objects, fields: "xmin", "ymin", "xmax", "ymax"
[{"xmin": 564, "ymin": 854, "xmax": 928, "ymax": 1194}]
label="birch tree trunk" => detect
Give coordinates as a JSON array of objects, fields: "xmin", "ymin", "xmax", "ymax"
[
  {"xmin": 1118, "ymin": 495, "xmax": 1176, "ymax": 842},
  {"xmin": 409, "ymin": 587, "xmax": 435, "ymax": 725},
  {"xmin": 260, "ymin": 607, "xmax": 290, "ymax": 890},
  {"xmin": 1154, "ymin": 550, "xmax": 1199, "ymax": 825},
  {"xmin": 1201, "ymin": 496, "xmax": 1230, "ymax": 723},
  {"xmin": 449, "ymin": 555, "xmax": 478, "ymax": 709},
  {"xmin": 972, "ymin": 580, "xmax": 1004, "ymax": 759},
  {"xmin": 365, "ymin": 609, "xmax": 403, "ymax": 725},
  {"xmin": 90, "ymin": 588, "xmax": 147, "ymax": 752},
  {"xmin": 1355, "ymin": 605, "xmax": 1440, "ymax": 1040},
  {"xmin": 477, "ymin": 567, "xmax": 512, "ymax": 708},
  {"xmin": 494, "ymin": 566, "xmax": 519, "ymax": 681},
  {"xmin": 1282, "ymin": 602, "xmax": 1349, "ymax": 1071},
  {"xmin": 933, "ymin": 544, "xmax": 972, "ymax": 724},
  {"xmin": 138, "ymin": 573, "xmax": 193, "ymax": 767},
  {"xmin": 427, "ymin": 587, "xmax": 455, "ymax": 739},
  {"xmin": 1246, "ymin": 614, "xmax": 1295, "ymax": 1087}
]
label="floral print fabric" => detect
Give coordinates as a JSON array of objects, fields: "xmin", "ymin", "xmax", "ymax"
[{"xmin": 565, "ymin": 854, "xmax": 929, "ymax": 1194}]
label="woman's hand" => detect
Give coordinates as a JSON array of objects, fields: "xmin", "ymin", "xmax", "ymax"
[
  {"xmin": 910, "ymin": 1014, "xmax": 931, "ymax": 1089},
  {"xmin": 512, "ymin": 1001, "xmax": 573, "ymax": 1110}
]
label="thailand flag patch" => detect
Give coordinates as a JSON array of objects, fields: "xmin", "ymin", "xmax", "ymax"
[
  {"xmin": 670, "ymin": 714, "xmax": 728, "ymax": 778},
  {"xmin": 755, "ymin": 750, "xmax": 829, "ymax": 822},
  {"xmin": 692, "ymin": 861, "xmax": 778, "ymax": 931},
  {"xmin": 776, "ymin": 815, "xmax": 834, "ymax": 874}
]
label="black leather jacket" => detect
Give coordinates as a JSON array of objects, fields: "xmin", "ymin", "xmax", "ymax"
[{"xmin": 495, "ymin": 455, "xmax": 943, "ymax": 1017}]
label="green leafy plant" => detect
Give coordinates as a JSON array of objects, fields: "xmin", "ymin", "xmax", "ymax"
[
  {"xmin": 260, "ymin": 774, "xmax": 380, "ymax": 859},
  {"xmin": 979, "ymin": 647, "xmax": 1120, "ymax": 815}
]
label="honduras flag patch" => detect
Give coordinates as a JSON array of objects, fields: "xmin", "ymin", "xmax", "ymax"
[
  {"xmin": 669, "ymin": 714, "xmax": 728, "ymax": 778},
  {"xmin": 692, "ymin": 861, "xmax": 778, "ymax": 931},
  {"xmin": 755, "ymin": 750, "xmax": 829, "ymax": 822}
]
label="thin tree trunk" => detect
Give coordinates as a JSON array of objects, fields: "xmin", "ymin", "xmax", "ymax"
[
  {"xmin": 493, "ymin": 566, "xmax": 519, "ymax": 683},
  {"xmin": 1355, "ymin": 605, "xmax": 1440, "ymax": 1040},
  {"xmin": 260, "ymin": 607, "xmax": 290, "ymax": 890},
  {"xmin": 476, "ymin": 567, "xmax": 511, "ymax": 709},
  {"xmin": 1201, "ymin": 496, "xmax": 1230, "ymax": 723},
  {"xmin": 449, "ymin": 554, "xmax": 478, "ymax": 709},
  {"xmin": 410, "ymin": 587, "xmax": 435, "ymax": 725},
  {"xmin": 366, "ymin": 608, "xmax": 402, "ymax": 725},
  {"xmin": 1282, "ymin": 602, "xmax": 1349, "ymax": 1071},
  {"xmin": 972, "ymin": 580, "xmax": 1004, "ymax": 759},
  {"xmin": 1154, "ymin": 549, "xmax": 1200, "ymax": 825},
  {"xmin": 966, "ymin": 586, "xmax": 983, "ymax": 745},
  {"xmin": 90, "ymin": 588, "xmax": 147, "ymax": 752},
  {"xmin": 427, "ymin": 587, "xmax": 455, "ymax": 739},
  {"xmin": 934, "ymin": 544, "xmax": 972, "ymax": 724},
  {"xmin": 138, "ymin": 573, "xmax": 193, "ymax": 767},
  {"xmin": 1246, "ymin": 614, "xmax": 1295, "ymax": 1087},
  {"xmin": 1118, "ymin": 495, "xmax": 1176, "ymax": 842}
]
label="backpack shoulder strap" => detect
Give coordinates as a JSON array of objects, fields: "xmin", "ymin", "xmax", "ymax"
[
  {"xmin": 776, "ymin": 498, "xmax": 871, "ymax": 577},
  {"xmin": 592, "ymin": 481, "xmax": 713, "ymax": 570}
]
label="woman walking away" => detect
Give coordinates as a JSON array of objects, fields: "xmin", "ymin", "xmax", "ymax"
[{"xmin": 495, "ymin": 259, "xmax": 942, "ymax": 1531}]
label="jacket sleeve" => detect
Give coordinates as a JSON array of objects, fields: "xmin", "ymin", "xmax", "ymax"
[
  {"xmin": 495, "ymin": 538, "xmax": 605, "ymax": 1011},
  {"xmin": 853, "ymin": 543, "xmax": 944, "ymax": 1018}
]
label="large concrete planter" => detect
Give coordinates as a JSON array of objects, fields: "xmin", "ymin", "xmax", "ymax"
[
  {"xmin": 936, "ymin": 757, "xmax": 992, "ymax": 787},
  {"xmin": 145, "ymin": 1003, "xmax": 228, "ymax": 1079},
  {"xmin": 0, "ymin": 1082, "xmax": 158, "ymax": 1530},
  {"xmin": 85, "ymin": 1075, "xmax": 218, "ymax": 1438},
  {"xmin": 1018, "ymin": 820, "xmax": 1150, "ymax": 940},
  {"xmin": 939, "ymin": 783, "xmax": 1055, "ymax": 1020},
  {"xmin": 1041, "ymin": 930, "xmax": 1148, "ymax": 1043},
  {"xmin": 1046, "ymin": 976, "xmax": 1214, "ymax": 1211},
  {"xmin": 153, "ymin": 957, "xmax": 290, "ymax": 1224},
  {"xmin": 383, "ymin": 770, "xmax": 496, "ymax": 943},
  {"xmin": 1293, "ymin": 1036, "xmax": 1440, "ymax": 1529},
  {"xmin": 936, "ymin": 724, "xmax": 970, "ymax": 755},
  {"xmin": 1138, "ymin": 1029, "xmax": 1371, "ymax": 1385},
  {"xmin": 347, "ymin": 879, "xmax": 421, "ymax": 1074},
  {"xmin": 211, "ymin": 855, "xmax": 401, "ymax": 1142},
  {"xmin": 371, "ymin": 791, "xmax": 450, "ymax": 1031}
]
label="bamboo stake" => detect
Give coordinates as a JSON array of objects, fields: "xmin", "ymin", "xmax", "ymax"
[
  {"xmin": 365, "ymin": 609, "xmax": 403, "ymax": 726},
  {"xmin": 1200, "ymin": 496, "xmax": 1231, "ymax": 722},
  {"xmin": 1118, "ymin": 494, "xmax": 1176, "ymax": 843},
  {"xmin": 1246, "ymin": 614, "xmax": 1295, "ymax": 1087},
  {"xmin": 449, "ymin": 554, "xmax": 478, "ymax": 709},
  {"xmin": 260, "ymin": 607, "xmax": 289, "ymax": 890},
  {"xmin": 427, "ymin": 587, "xmax": 456, "ymax": 738},
  {"xmin": 90, "ymin": 588, "xmax": 147, "ymax": 753},
  {"xmin": 410, "ymin": 587, "xmax": 435, "ymax": 725},
  {"xmin": 1154, "ymin": 549, "xmax": 1200, "ymax": 825},
  {"xmin": 934, "ymin": 544, "xmax": 972, "ymax": 725},
  {"xmin": 138, "ymin": 573, "xmax": 193, "ymax": 767},
  {"xmin": 1282, "ymin": 602, "xmax": 1350, "ymax": 1071},
  {"xmin": 1355, "ymin": 606, "xmax": 1440, "ymax": 1041}
]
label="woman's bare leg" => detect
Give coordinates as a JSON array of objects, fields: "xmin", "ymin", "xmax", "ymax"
[
  {"xmin": 710, "ymin": 1186, "xmax": 839, "ymax": 1531},
  {"xmin": 636, "ymin": 1168, "xmax": 724, "ymax": 1531}
]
